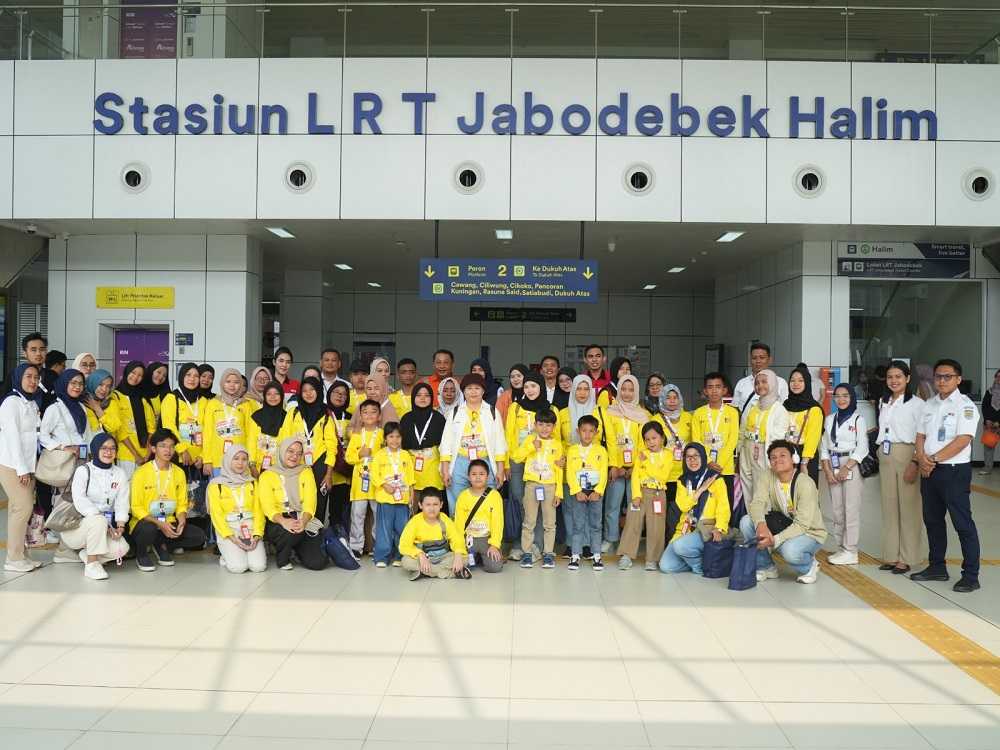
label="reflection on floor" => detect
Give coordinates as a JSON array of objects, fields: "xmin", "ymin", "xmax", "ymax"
[{"xmin": 1, "ymin": 474, "xmax": 999, "ymax": 750}]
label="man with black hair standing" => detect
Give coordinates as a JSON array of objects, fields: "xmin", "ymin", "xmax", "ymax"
[
  {"xmin": 731, "ymin": 342, "xmax": 789, "ymax": 412},
  {"xmin": 319, "ymin": 348, "xmax": 349, "ymax": 398},
  {"xmin": 912, "ymin": 358, "xmax": 982, "ymax": 593}
]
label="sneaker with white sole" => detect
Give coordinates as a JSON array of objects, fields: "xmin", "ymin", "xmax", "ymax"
[
  {"xmin": 280, "ymin": 562, "xmax": 294, "ymax": 570},
  {"xmin": 541, "ymin": 554, "xmax": 555, "ymax": 569},
  {"xmin": 375, "ymin": 561, "xmax": 387, "ymax": 568},
  {"xmin": 391, "ymin": 560, "xmax": 401, "ymax": 567},
  {"xmin": 153, "ymin": 546, "xmax": 174, "ymax": 566},
  {"xmin": 756, "ymin": 565, "xmax": 779, "ymax": 582},
  {"xmin": 644, "ymin": 561, "xmax": 658, "ymax": 571},
  {"xmin": 4, "ymin": 559, "xmax": 37, "ymax": 573},
  {"xmin": 53, "ymin": 548, "xmax": 82, "ymax": 564},
  {"xmin": 84, "ymin": 562, "xmax": 108, "ymax": 580},
  {"xmin": 592, "ymin": 556, "xmax": 604, "ymax": 571},
  {"xmin": 828, "ymin": 549, "xmax": 858, "ymax": 565},
  {"xmin": 618, "ymin": 554, "xmax": 633, "ymax": 571},
  {"xmin": 568, "ymin": 555, "xmax": 580, "ymax": 571},
  {"xmin": 136, "ymin": 553, "xmax": 156, "ymax": 572},
  {"xmin": 601, "ymin": 540, "xmax": 612, "ymax": 554},
  {"xmin": 796, "ymin": 559, "xmax": 820, "ymax": 584},
  {"xmin": 508, "ymin": 548, "xmax": 524, "ymax": 561}
]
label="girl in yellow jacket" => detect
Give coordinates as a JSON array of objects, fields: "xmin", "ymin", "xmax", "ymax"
[
  {"xmin": 280, "ymin": 376, "xmax": 334, "ymax": 525},
  {"xmin": 208, "ymin": 446, "xmax": 267, "ymax": 574},
  {"xmin": 141, "ymin": 361, "xmax": 170, "ymax": 421},
  {"xmin": 104, "ymin": 361, "xmax": 155, "ymax": 478},
  {"xmin": 783, "ymin": 364, "xmax": 825, "ymax": 485},
  {"xmin": 159, "ymin": 363, "xmax": 207, "ymax": 469},
  {"xmin": 659, "ymin": 443, "xmax": 731, "ymax": 575},
  {"xmin": 371, "ymin": 423, "xmax": 415, "ymax": 567},
  {"xmin": 83, "ymin": 368, "xmax": 114, "ymax": 433},
  {"xmin": 245, "ymin": 381, "xmax": 287, "ymax": 474},
  {"xmin": 345, "ymin": 399, "xmax": 384, "ymax": 556},
  {"xmin": 320, "ymin": 381, "xmax": 352, "ymax": 532},
  {"xmin": 617, "ymin": 420, "xmax": 673, "ymax": 571},
  {"xmin": 202, "ymin": 368, "xmax": 249, "ymax": 477}
]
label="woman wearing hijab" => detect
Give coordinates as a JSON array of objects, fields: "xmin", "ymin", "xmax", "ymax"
[
  {"xmin": 71, "ymin": 353, "xmax": 97, "ymax": 377},
  {"xmin": 659, "ymin": 443, "xmax": 730, "ymax": 575},
  {"xmin": 319, "ymin": 381, "xmax": 352, "ymax": 530},
  {"xmin": 820, "ymin": 384, "xmax": 869, "ymax": 566},
  {"xmin": 197, "ymin": 364, "xmax": 216, "ymax": 399},
  {"xmin": 39, "ymin": 368, "xmax": 92, "ymax": 469},
  {"xmin": 142, "ymin": 361, "xmax": 170, "ymax": 419},
  {"xmin": 653, "ymin": 383, "xmax": 692, "ymax": 540},
  {"xmin": 644, "ymin": 371, "xmax": 667, "ymax": 415},
  {"xmin": 597, "ymin": 357, "xmax": 632, "ymax": 407},
  {"xmin": 102, "ymin": 361, "xmax": 155, "ymax": 479},
  {"xmin": 281, "ymin": 376, "xmax": 333, "ymax": 524},
  {"xmin": 400, "ymin": 382, "xmax": 447, "ymax": 510},
  {"xmin": 209, "ymin": 445, "xmax": 266, "ymax": 574},
  {"xmin": 246, "ymin": 382, "xmax": 287, "ymax": 476},
  {"xmin": 553, "ymin": 367, "xmax": 575, "ymax": 410},
  {"xmin": 504, "ymin": 371, "xmax": 552, "ymax": 559},
  {"xmin": 738, "ymin": 369, "xmax": 790, "ymax": 502},
  {"xmin": 784, "ymin": 364, "xmax": 825, "ymax": 483},
  {"xmin": 436, "ymin": 376, "xmax": 463, "ymax": 417},
  {"xmin": 245, "ymin": 366, "xmax": 273, "ymax": 407},
  {"xmin": 598, "ymin": 374, "xmax": 651, "ymax": 553},
  {"xmin": 560, "ymin": 374, "xmax": 598, "ymax": 555},
  {"xmin": 348, "ymin": 374, "xmax": 400, "ymax": 435},
  {"xmin": 202, "ymin": 368, "xmax": 248, "ymax": 478},
  {"xmin": 0, "ymin": 364, "xmax": 43, "ymax": 573},
  {"xmin": 259, "ymin": 436, "xmax": 328, "ymax": 570},
  {"xmin": 470, "ymin": 358, "xmax": 504, "ymax": 407},
  {"xmin": 496, "ymin": 364, "xmax": 528, "ymax": 423},
  {"xmin": 160, "ymin": 363, "xmax": 206, "ymax": 470},
  {"xmin": 83, "ymin": 369, "xmax": 114, "ymax": 432}
]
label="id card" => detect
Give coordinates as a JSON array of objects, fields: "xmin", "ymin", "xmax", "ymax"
[
  {"xmin": 672, "ymin": 445, "xmax": 683, "ymax": 461},
  {"xmin": 622, "ymin": 448, "xmax": 633, "ymax": 465},
  {"xmin": 361, "ymin": 471, "xmax": 370, "ymax": 493},
  {"xmin": 261, "ymin": 455, "xmax": 272, "ymax": 470},
  {"xmin": 223, "ymin": 438, "xmax": 233, "ymax": 453},
  {"xmin": 709, "ymin": 448, "xmax": 719, "ymax": 463},
  {"xmin": 882, "ymin": 440, "xmax": 891, "ymax": 456},
  {"xmin": 103, "ymin": 509, "xmax": 114, "ymax": 527},
  {"xmin": 753, "ymin": 444, "xmax": 761, "ymax": 462},
  {"xmin": 78, "ymin": 444, "xmax": 89, "ymax": 460},
  {"xmin": 831, "ymin": 453, "xmax": 841, "ymax": 469},
  {"xmin": 193, "ymin": 430, "xmax": 203, "ymax": 447},
  {"xmin": 468, "ymin": 447, "xmax": 479, "ymax": 460},
  {"xmin": 304, "ymin": 448, "xmax": 314, "ymax": 467},
  {"xmin": 414, "ymin": 455, "xmax": 424, "ymax": 472},
  {"xmin": 239, "ymin": 522, "xmax": 252, "ymax": 542},
  {"xmin": 534, "ymin": 485, "xmax": 545, "ymax": 502},
  {"xmin": 653, "ymin": 499, "xmax": 663, "ymax": 514}
]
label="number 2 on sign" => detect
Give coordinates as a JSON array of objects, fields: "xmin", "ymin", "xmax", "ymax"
[{"xmin": 497, "ymin": 264, "xmax": 508, "ymax": 277}]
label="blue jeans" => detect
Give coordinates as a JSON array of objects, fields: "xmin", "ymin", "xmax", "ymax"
[
  {"xmin": 374, "ymin": 503, "xmax": 410, "ymax": 563},
  {"xmin": 604, "ymin": 475, "xmax": 627, "ymax": 542},
  {"xmin": 659, "ymin": 532, "xmax": 704, "ymax": 574},
  {"xmin": 447, "ymin": 454, "xmax": 496, "ymax": 516},
  {"xmin": 738, "ymin": 515, "xmax": 820, "ymax": 575},
  {"xmin": 572, "ymin": 497, "xmax": 603, "ymax": 556}
]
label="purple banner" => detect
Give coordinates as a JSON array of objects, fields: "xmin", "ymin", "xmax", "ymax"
[
  {"xmin": 120, "ymin": 1, "xmax": 177, "ymax": 59},
  {"xmin": 114, "ymin": 329, "xmax": 170, "ymax": 382}
]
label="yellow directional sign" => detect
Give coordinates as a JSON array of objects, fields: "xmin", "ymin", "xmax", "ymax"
[
  {"xmin": 96, "ymin": 286, "xmax": 175, "ymax": 309},
  {"xmin": 582, "ymin": 266, "xmax": 594, "ymax": 280},
  {"xmin": 424, "ymin": 265, "xmax": 436, "ymax": 278}
]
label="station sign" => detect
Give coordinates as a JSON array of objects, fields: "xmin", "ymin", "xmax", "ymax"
[
  {"xmin": 836, "ymin": 242, "xmax": 970, "ymax": 279},
  {"xmin": 96, "ymin": 286, "xmax": 175, "ymax": 308},
  {"xmin": 419, "ymin": 259, "xmax": 598, "ymax": 302},
  {"xmin": 470, "ymin": 307, "xmax": 577, "ymax": 323}
]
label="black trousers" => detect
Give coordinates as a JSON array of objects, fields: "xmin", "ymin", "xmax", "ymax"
[
  {"xmin": 36, "ymin": 480, "xmax": 54, "ymax": 517},
  {"xmin": 329, "ymin": 483, "xmax": 351, "ymax": 532},
  {"xmin": 131, "ymin": 519, "xmax": 206, "ymax": 554},
  {"xmin": 921, "ymin": 463, "xmax": 980, "ymax": 580},
  {"xmin": 264, "ymin": 518, "xmax": 328, "ymax": 569},
  {"xmin": 311, "ymin": 458, "xmax": 329, "ymax": 524},
  {"xmin": 664, "ymin": 481, "xmax": 680, "ymax": 543}
]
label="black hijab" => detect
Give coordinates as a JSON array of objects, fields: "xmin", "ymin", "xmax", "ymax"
[
  {"xmin": 519, "ymin": 372, "xmax": 551, "ymax": 414},
  {"xmin": 197, "ymin": 363, "xmax": 215, "ymax": 399},
  {"xmin": 326, "ymin": 381, "xmax": 352, "ymax": 421},
  {"xmin": 293, "ymin": 376, "xmax": 326, "ymax": 432},
  {"xmin": 470, "ymin": 357, "xmax": 501, "ymax": 407},
  {"xmin": 173, "ymin": 362, "xmax": 202, "ymax": 403},
  {"xmin": 142, "ymin": 361, "xmax": 170, "ymax": 404},
  {"xmin": 509, "ymin": 363, "xmax": 529, "ymax": 404},
  {"xmin": 116, "ymin": 361, "xmax": 150, "ymax": 448},
  {"xmin": 552, "ymin": 366, "xmax": 576, "ymax": 409},
  {"xmin": 784, "ymin": 363, "xmax": 821, "ymax": 413},
  {"xmin": 401, "ymin": 382, "xmax": 446, "ymax": 449},
  {"xmin": 252, "ymin": 381, "xmax": 287, "ymax": 436}
]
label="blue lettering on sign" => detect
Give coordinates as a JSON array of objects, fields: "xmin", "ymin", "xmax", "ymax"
[{"xmin": 91, "ymin": 91, "xmax": 939, "ymax": 140}]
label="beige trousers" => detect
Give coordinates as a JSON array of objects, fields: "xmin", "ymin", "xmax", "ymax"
[
  {"xmin": 829, "ymin": 466, "xmax": 864, "ymax": 553},
  {"xmin": 738, "ymin": 439, "xmax": 768, "ymax": 502},
  {"xmin": 878, "ymin": 442, "xmax": 925, "ymax": 568},
  {"xmin": 402, "ymin": 552, "xmax": 456, "ymax": 578},
  {"xmin": 60, "ymin": 514, "xmax": 130, "ymax": 561},
  {"xmin": 521, "ymin": 482, "xmax": 557, "ymax": 555},
  {"xmin": 618, "ymin": 488, "xmax": 668, "ymax": 563},
  {"xmin": 0, "ymin": 465, "xmax": 35, "ymax": 562}
]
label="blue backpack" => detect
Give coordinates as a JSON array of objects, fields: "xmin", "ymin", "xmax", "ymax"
[{"xmin": 322, "ymin": 525, "xmax": 360, "ymax": 570}]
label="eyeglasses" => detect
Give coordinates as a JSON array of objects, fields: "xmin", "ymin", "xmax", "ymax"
[{"xmin": 934, "ymin": 373, "xmax": 958, "ymax": 381}]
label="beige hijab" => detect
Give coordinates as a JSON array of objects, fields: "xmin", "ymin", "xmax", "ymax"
[
  {"xmin": 216, "ymin": 368, "xmax": 246, "ymax": 407},
  {"xmin": 270, "ymin": 435, "xmax": 307, "ymax": 511},
  {"xmin": 349, "ymin": 374, "xmax": 399, "ymax": 433},
  {"xmin": 755, "ymin": 369, "xmax": 780, "ymax": 410},
  {"xmin": 607, "ymin": 374, "xmax": 650, "ymax": 424}
]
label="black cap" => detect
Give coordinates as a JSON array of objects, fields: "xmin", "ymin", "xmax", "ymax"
[{"xmin": 349, "ymin": 359, "xmax": 367, "ymax": 374}]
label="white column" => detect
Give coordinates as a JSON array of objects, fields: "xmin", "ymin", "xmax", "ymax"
[{"xmin": 279, "ymin": 269, "xmax": 335, "ymax": 364}]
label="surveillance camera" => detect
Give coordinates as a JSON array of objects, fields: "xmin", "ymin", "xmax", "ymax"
[{"xmin": 24, "ymin": 223, "xmax": 37, "ymax": 235}]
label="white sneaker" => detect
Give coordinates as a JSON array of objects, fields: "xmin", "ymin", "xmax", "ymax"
[
  {"xmin": 53, "ymin": 548, "xmax": 82, "ymax": 564},
  {"xmin": 391, "ymin": 560, "xmax": 401, "ymax": 567},
  {"xmin": 601, "ymin": 541, "xmax": 612, "ymax": 553},
  {"xmin": 78, "ymin": 549, "xmax": 89, "ymax": 564},
  {"xmin": 978, "ymin": 469, "xmax": 991, "ymax": 476},
  {"xmin": 219, "ymin": 556, "xmax": 227, "ymax": 567},
  {"xmin": 375, "ymin": 561, "xmax": 387, "ymax": 569},
  {"xmin": 828, "ymin": 550, "xmax": 858, "ymax": 565},
  {"xmin": 4, "ymin": 559, "xmax": 37, "ymax": 573},
  {"xmin": 45, "ymin": 531, "xmax": 60, "ymax": 545},
  {"xmin": 756, "ymin": 565, "xmax": 779, "ymax": 582},
  {"xmin": 279, "ymin": 562, "xmax": 294, "ymax": 571},
  {"xmin": 24, "ymin": 555, "xmax": 43, "ymax": 569},
  {"xmin": 618, "ymin": 554, "xmax": 633, "ymax": 570},
  {"xmin": 84, "ymin": 562, "xmax": 108, "ymax": 581},
  {"xmin": 797, "ymin": 559, "xmax": 821, "ymax": 584}
]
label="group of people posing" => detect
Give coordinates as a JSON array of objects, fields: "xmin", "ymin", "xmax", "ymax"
[{"xmin": 0, "ymin": 337, "xmax": 983, "ymax": 592}]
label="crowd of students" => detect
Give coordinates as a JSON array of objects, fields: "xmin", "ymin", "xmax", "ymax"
[{"xmin": 0, "ymin": 336, "xmax": 984, "ymax": 593}]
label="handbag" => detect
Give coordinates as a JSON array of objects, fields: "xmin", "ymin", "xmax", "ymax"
[
  {"xmin": 35, "ymin": 448, "xmax": 77, "ymax": 486},
  {"xmin": 502, "ymin": 487, "xmax": 524, "ymax": 544},
  {"xmin": 45, "ymin": 500, "xmax": 83, "ymax": 533},
  {"xmin": 728, "ymin": 537, "xmax": 759, "ymax": 591},
  {"xmin": 322, "ymin": 525, "xmax": 361, "ymax": 570},
  {"xmin": 702, "ymin": 538, "xmax": 735, "ymax": 578},
  {"xmin": 25, "ymin": 507, "xmax": 47, "ymax": 547},
  {"xmin": 765, "ymin": 510, "xmax": 793, "ymax": 535},
  {"xmin": 859, "ymin": 429, "xmax": 880, "ymax": 479}
]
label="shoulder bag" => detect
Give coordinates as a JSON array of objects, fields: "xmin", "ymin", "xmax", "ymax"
[{"xmin": 36, "ymin": 405, "xmax": 80, "ymax": 486}]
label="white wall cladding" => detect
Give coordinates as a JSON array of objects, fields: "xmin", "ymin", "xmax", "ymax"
[{"xmin": 2, "ymin": 58, "xmax": 996, "ymax": 225}]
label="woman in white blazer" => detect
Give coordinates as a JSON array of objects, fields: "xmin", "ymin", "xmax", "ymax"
[
  {"xmin": 821, "ymin": 384, "xmax": 870, "ymax": 566},
  {"xmin": 39, "ymin": 368, "xmax": 93, "ymax": 470},
  {"xmin": 738, "ymin": 369, "xmax": 790, "ymax": 503},
  {"xmin": 0, "ymin": 364, "xmax": 43, "ymax": 573},
  {"xmin": 439, "ymin": 373, "xmax": 508, "ymax": 513}
]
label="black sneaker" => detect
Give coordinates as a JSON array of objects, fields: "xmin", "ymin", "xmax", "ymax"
[
  {"xmin": 592, "ymin": 556, "xmax": 604, "ymax": 571},
  {"xmin": 568, "ymin": 556, "xmax": 580, "ymax": 571},
  {"xmin": 136, "ymin": 552, "xmax": 155, "ymax": 572},
  {"xmin": 153, "ymin": 546, "xmax": 174, "ymax": 567},
  {"xmin": 910, "ymin": 566, "xmax": 948, "ymax": 582},
  {"xmin": 953, "ymin": 577, "xmax": 981, "ymax": 593},
  {"xmin": 582, "ymin": 546, "xmax": 594, "ymax": 560}
]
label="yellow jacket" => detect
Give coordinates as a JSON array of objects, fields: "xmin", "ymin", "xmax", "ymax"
[
  {"xmin": 596, "ymin": 405, "xmax": 649, "ymax": 468},
  {"xmin": 653, "ymin": 411, "xmax": 692, "ymax": 481},
  {"xmin": 671, "ymin": 476, "xmax": 731, "ymax": 542},
  {"xmin": 690, "ymin": 404, "xmax": 741, "ymax": 475},
  {"xmin": 453, "ymin": 487, "xmax": 504, "ymax": 547},
  {"xmin": 513, "ymin": 433, "xmax": 564, "ymax": 487},
  {"xmin": 630, "ymin": 449, "xmax": 675, "ymax": 500},
  {"xmin": 389, "ymin": 390, "xmax": 411, "ymax": 418},
  {"xmin": 128, "ymin": 460, "xmax": 187, "ymax": 531},
  {"xmin": 321, "ymin": 413, "xmax": 349, "ymax": 485},
  {"xmin": 399, "ymin": 512, "xmax": 465, "ymax": 558},
  {"xmin": 506, "ymin": 403, "xmax": 559, "ymax": 461},
  {"xmin": 208, "ymin": 481, "xmax": 265, "ymax": 539},
  {"xmin": 559, "ymin": 407, "xmax": 604, "ymax": 446},
  {"xmin": 346, "ymin": 427, "xmax": 384, "ymax": 501},
  {"xmin": 787, "ymin": 405, "xmax": 824, "ymax": 460},
  {"xmin": 566, "ymin": 442, "xmax": 609, "ymax": 495},
  {"xmin": 102, "ymin": 391, "xmax": 155, "ymax": 462},
  {"xmin": 202, "ymin": 398, "xmax": 249, "ymax": 468},
  {"xmin": 257, "ymin": 468, "xmax": 317, "ymax": 520},
  {"xmin": 279, "ymin": 407, "xmax": 331, "ymax": 464},
  {"xmin": 244, "ymin": 410, "xmax": 285, "ymax": 471},
  {"xmin": 160, "ymin": 392, "xmax": 207, "ymax": 460},
  {"xmin": 371, "ymin": 446, "xmax": 415, "ymax": 504}
]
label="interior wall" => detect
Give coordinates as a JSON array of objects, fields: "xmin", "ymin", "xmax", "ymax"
[{"xmin": 315, "ymin": 291, "xmax": 714, "ymax": 404}]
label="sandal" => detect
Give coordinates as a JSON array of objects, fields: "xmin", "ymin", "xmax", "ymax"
[
  {"xmin": 458, "ymin": 567, "xmax": 473, "ymax": 580},
  {"xmin": 892, "ymin": 565, "xmax": 911, "ymax": 575},
  {"xmin": 878, "ymin": 563, "xmax": 896, "ymax": 571}
]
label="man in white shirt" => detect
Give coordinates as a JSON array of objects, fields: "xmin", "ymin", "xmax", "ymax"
[
  {"xmin": 912, "ymin": 358, "xmax": 981, "ymax": 593},
  {"xmin": 732, "ymin": 343, "xmax": 789, "ymax": 412},
  {"xmin": 540, "ymin": 355, "xmax": 560, "ymax": 403},
  {"xmin": 319, "ymin": 348, "xmax": 349, "ymax": 397}
]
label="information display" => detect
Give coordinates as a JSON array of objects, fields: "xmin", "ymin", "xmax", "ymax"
[
  {"xmin": 419, "ymin": 259, "xmax": 598, "ymax": 302},
  {"xmin": 836, "ymin": 242, "xmax": 970, "ymax": 279}
]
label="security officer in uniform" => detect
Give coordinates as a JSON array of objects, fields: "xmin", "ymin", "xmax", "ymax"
[{"xmin": 912, "ymin": 358, "xmax": 982, "ymax": 593}]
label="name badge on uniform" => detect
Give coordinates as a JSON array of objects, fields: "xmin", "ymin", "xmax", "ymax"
[
  {"xmin": 239, "ymin": 521, "xmax": 252, "ymax": 542},
  {"xmin": 882, "ymin": 440, "xmax": 891, "ymax": 456},
  {"xmin": 223, "ymin": 439, "xmax": 233, "ymax": 453},
  {"xmin": 672, "ymin": 444, "xmax": 683, "ymax": 461},
  {"xmin": 622, "ymin": 448, "xmax": 633, "ymax": 465},
  {"xmin": 938, "ymin": 422, "xmax": 948, "ymax": 442},
  {"xmin": 468, "ymin": 446, "xmax": 479, "ymax": 461},
  {"xmin": 103, "ymin": 509, "xmax": 114, "ymax": 527},
  {"xmin": 414, "ymin": 455, "xmax": 424, "ymax": 472},
  {"xmin": 261, "ymin": 455, "xmax": 272, "ymax": 470},
  {"xmin": 653, "ymin": 498, "xmax": 663, "ymax": 514},
  {"xmin": 534, "ymin": 485, "xmax": 545, "ymax": 502},
  {"xmin": 709, "ymin": 448, "xmax": 719, "ymax": 462},
  {"xmin": 831, "ymin": 453, "xmax": 841, "ymax": 469},
  {"xmin": 304, "ymin": 447, "xmax": 314, "ymax": 466},
  {"xmin": 361, "ymin": 469, "xmax": 371, "ymax": 493},
  {"xmin": 79, "ymin": 444, "xmax": 89, "ymax": 460}
]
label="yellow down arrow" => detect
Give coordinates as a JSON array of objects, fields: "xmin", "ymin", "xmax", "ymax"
[
  {"xmin": 582, "ymin": 266, "xmax": 594, "ymax": 280},
  {"xmin": 424, "ymin": 265, "xmax": 436, "ymax": 278}
]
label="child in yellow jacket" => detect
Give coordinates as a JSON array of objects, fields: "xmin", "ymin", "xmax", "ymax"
[
  {"xmin": 565, "ymin": 414, "xmax": 609, "ymax": 571},
  {"xmin": 453, "ymin": 459, "xmax": 505, "ymax": 573},
  {"xmin": 345, "ymin": 399, "xmax": 384, "ymax": 557},
  {"xmin": 618, "ymin": 421, "xmax": 674, "ymax": 571},
  {"xmin": 513, "ymin": 409, "xmax": 564, "ymax": 569},
  {"xmin": 371, "ymin": 423, "xmax": 415, "ymax": 567},
  {"xmin": 398, "ymin": 490, "xmax": 466, "ymax": 580}
]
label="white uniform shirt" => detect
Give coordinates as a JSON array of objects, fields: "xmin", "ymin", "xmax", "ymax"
[
  {"xmin": 39, "ymin": 399, "xmax": 93, "ymax": 451},
  {"xmin": 820, "ymin": 411, "xmax": 870, "ymax": 464},
  {"xmin": 733, "ymin": 373, "xmax": 790, "ymax": 412},
  {"xmin": 878, "ymin": 394, "xmax": 924, "ymax": 444},
  {"xmin": 919, "ymin": 390, "xmax": 980, "ymax": 464},
  {"xmin": 71, "ymin": 462, "xmax": 131, "ymax": 525},
  {"xmin": 0, "ymin": 393, "xmax": 40, "ymax": 476}
]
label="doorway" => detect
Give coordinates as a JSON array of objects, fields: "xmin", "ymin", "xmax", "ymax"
[{"xmin": 114, "ymin": 328, "xmax": 170, "ymax": 381}]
